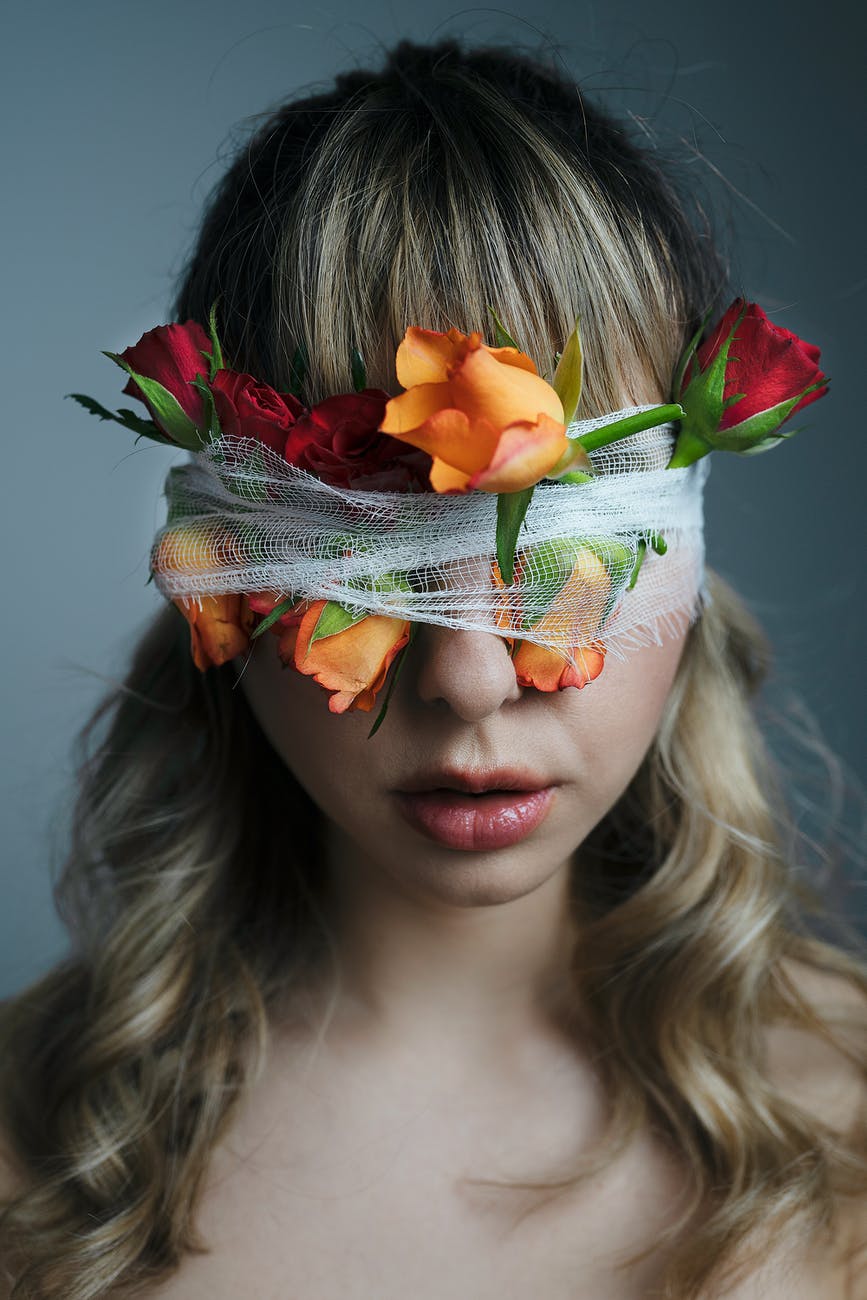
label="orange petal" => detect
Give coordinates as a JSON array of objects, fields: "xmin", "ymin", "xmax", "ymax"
[
  {"xmin": 176, "ymin": 594, "xmax": 252, "ymax": 671},
  {"xmin": 153, "ymin": 523, "xmax": 244, "ymax": 577},
  {"xmin": 513, "ymin": 640, "xmax": 606, "ymax": 691},
  {"xmin": 451, "ymin": 345, "xmax": 564, "ymax": 430},
  {"xmin": 379, "ymin": 380, "xmax": 453, "ymax": 435},
  {"xmin": 468, "ymin": 413, "xmax": 569, "ymax": 493},
  {"xmin": 295, "ymin": 606, "xmax": 411, "ymax": 713},
  {"xmin": 394, "ymin": 327, "xmax": 464, "ymax": 387},
  {"xmin": 526, "ymin": 548, "xmax": 612, "ymax": 646},
  {"xmin": 429, "ymin": 458, "xmax": 472, "ymax": 492},
  {"xmin": 483, "ymin": 345, "xmax": 540, "ymax": 374},
  {"xmin": 385, "ymin": 406, "xmax": 501, "ymax": 477}
]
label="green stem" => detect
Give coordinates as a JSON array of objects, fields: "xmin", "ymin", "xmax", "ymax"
[{"xmin": 574, "ymin": 404, "xmax": 684, "ymax": 454}]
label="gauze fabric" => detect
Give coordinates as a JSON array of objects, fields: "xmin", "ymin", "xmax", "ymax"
[{"xmin": 150, "ymin": 406, "xmax": 709, "ymax": 661}]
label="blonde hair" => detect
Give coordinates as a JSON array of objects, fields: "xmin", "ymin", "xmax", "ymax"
[{"xmin": 2, "ymin": 37, "xmax": 865, "ymax": 1298}]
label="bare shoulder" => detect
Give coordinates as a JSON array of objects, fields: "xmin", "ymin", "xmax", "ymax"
[
  {"xmin": 766, "ymin": 956, "xmax": 867, "ymax": 1135},
  {"xmin": 749, "ymin": 957, "xmax": 867, "ymax": 1299}
]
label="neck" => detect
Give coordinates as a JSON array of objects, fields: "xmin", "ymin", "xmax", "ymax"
[{"xmin": 311, "ymin": 824, "xmax": 578, "ymax": 1061}]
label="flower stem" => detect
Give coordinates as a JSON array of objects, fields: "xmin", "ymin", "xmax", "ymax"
[{"xmin": 574, "ymin": 404, "xmax": 684, "ymax": 455}]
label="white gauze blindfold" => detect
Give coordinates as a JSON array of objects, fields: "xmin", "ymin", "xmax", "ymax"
[{"xmin": 151, "ymin": 405, "xmax": 710, "ymax": 662}]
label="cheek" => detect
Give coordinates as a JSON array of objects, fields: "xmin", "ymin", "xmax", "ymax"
[
  {"xmin": 235, "ymin": 638, "xmax": 378, "ymax": 816},
  {"xmin": 562, "ymin": 632, "xmax": 685, "ymax": 801}
]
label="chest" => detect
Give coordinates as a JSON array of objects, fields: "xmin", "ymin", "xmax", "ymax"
[{"xmin": 146, "ymin": 1042, "xmax": 693, "ymax": 1299}]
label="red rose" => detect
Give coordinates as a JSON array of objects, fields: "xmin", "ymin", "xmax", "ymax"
[
  {"xmin": 692, "ymin": 299, "xmax": 827, "ymax": 428},
  {"xmin": 120, "ymin": 321, "xmax": 212, "ymax": 434},
  {"xmin": 670, "ymin": 298, "xmax": 829, "ymax": 467},
  {"xmin": 284, "ymin": 388, "xmax": 432, "ymax": 490},
  {"xmin": 211, "ymin": 370, "xmax": 306, "ymax": 454}
]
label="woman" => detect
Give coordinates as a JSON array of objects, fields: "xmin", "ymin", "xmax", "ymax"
[{"xmin": 1, "ymin": 37, "xmax": 865, "ymax": 1299}]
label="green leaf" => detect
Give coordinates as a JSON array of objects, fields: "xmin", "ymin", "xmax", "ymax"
[
  {"xmin": 190, "ymin": 376, "xmax": 221, "ymax": 442},
  {"xmin": 496, "ymin": 486, "xmax": 534, "ymax": 585},
  {"xmin": 288, "ymin": 343, "xmax": 308, "ymax": 397},
  {"xmin": 207, "ymin": 301, "xmax": 224, "ymax": 379},
  {"xmin": 116, "ymin": 406, "xmax": 172, "ymax": 439},
  {"xmin": 553, "ymin": 468, "xmax": 594, "ymax": 485},
  {"xmin": 368, "ymin": 624, "xmax": 416, "ymax": 739},
  {"xmin": 102, "ymin": 353, "xmax": 204, "ymax": 450},
  {"xmin": 351, "ymin": 348, "xmax": 367, "ymax": 392},
  {"xmin": 552, "ymin": 316, "xmax": 583, "ymax": 425},
  {"xmin": 250, "ymin": 595, "xmax": 299, "ymax": 639},
  {"xmin": 65, "ymin": 392, "xmax": 173, "ymax": 445},
  {"xmin": 487, "ymin": 306, "xmax": 520, "ymax": 351},
  {"xmin": 309, "ymin": 600, "xmax": 368, "ymax": 645},
  {"xmin": 710, "ymin": 379, "xmax": 828, "ymax": 451}
]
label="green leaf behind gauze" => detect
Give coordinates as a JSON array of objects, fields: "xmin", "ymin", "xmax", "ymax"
[{"xmin": 496, "ymin": 486, "xmax": 535, "ymax": 585}]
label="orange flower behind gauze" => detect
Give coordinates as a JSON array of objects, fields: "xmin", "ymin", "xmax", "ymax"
[
  {"xmin": 152, "ymin": 525, "xmax": 253, "ymax": 670},
  {"xmin": 379, "ymin": 327, "xmax": 569, "ymax": 493}
]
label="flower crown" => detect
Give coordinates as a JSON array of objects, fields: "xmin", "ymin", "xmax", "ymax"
[{"xmin": 70, "ymin": 300, "xmax": 828, "ymax": 732}]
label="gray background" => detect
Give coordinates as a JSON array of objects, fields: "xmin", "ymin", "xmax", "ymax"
[{"xmin": 3, "ymin": 0, "xmax": 864, "ymax": 995}]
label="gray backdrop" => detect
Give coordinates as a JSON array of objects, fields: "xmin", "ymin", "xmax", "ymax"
[{"xmin": 3, "ymin": 0, "xmax": 864, "ymax": 996}]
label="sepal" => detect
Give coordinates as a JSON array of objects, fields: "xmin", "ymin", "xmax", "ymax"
[
  {"xmin": 487, "ymin": 306, "xmax": 520, "ymax": 350},
  {"xmin": 205, "ymin": 301, "xmax": 224, "ymax": 380},
  {"xmin": 551, "ymin": 317, "xmax": 583, "ymax": 425},
  {"xmin": 103, "ymin": 352, "xmax": 205, "ymax": 449}
]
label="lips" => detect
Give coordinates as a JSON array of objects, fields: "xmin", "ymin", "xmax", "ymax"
[{"xmin": 394, "ymin": 769, "xmax": 557, "ymax": 851}]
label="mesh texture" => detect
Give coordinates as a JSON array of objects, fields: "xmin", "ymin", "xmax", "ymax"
[{"xmin": 151, "ymin": 408, "xmax": 709, "ymax": 660}]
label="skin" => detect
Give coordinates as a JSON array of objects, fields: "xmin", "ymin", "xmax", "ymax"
[
  {"xmin": 234, "ymin": 619, "xmax": 687, "ymax": 1056},
  {"xmin": 4, "ymin": 608, "xmax": 857, "ymax": 1297},
  {"xmin": 171, "ymin": 623, "xmax": 858, "ymax": 1300}
]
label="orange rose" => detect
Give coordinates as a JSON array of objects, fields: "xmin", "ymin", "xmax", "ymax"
[
  {"xmin": 378, "ymin": 327, "xmax": 569, "ymax": 493},
  {"xmin": 152, "ymin": 525, "xmax": 253, "ymax": 671},
  {"xmin": 294, "ymin": 602, "xmax": 411, "ymax": 713},
  {"xmin": 496, "ymin": 543, "xmax": 610, "ymax": 691},
  {"xmin": 512, "ymin": 639, "xmax": 606, "ymax": 691},
  {"xmin": 172, "ymin": 593, "xmax": 254, "ymax": 671}
]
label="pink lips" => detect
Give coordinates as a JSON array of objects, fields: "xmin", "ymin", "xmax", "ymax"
[{"xmin": 394, "ymin": 769, "xmax": 556, "ymax": 851}]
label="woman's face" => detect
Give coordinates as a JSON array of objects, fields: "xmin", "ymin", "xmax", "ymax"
[{"xmin": 236, "ymin": 620, "xmax": 687, "ymax": 910}]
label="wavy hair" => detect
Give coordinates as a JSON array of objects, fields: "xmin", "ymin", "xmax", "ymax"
[{"xmin": 2, "ymin": 37, "xmax": 865, "ymax": 1298}]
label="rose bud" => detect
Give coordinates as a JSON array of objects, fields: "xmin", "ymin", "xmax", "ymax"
[
  {"xmin": 378, "ymin": 326, "xmax": 569, "ymax": 494},
  {"xmin": 669, "ymin": 299, "xmax": 829, "ymax": 468},
  {"xmin": 211, "ymin": 370, "xmax": 306, "ymax": 455},
  {"xmin": 108, "ymin": 321, "xmax": 213, "ymax": 448}
]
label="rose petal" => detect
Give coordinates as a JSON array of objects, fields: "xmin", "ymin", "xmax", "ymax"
[
  {"xmin": 429, "ymin": 458, "xmax": 473, "ymax": 492},
  {"xmin": 379, "ymin": 381, "xmax": 455, "ymax": 436},
  {"xmin": 468, "ymin": 413, "xmax": 569, "ymax": 493},
  {"xmin": 176, "ymin": 594, "xmax": 252, "ymax": 671},
  {"xmin": 294, "ymin": 606, "xmax": 411, "ymax": 713},
  {"xmin": 452, "ymin": 345, "xmax": 564, "ymax": 430},
  {"xmin": 395, "ymin": 327, "xmax": 464, "ymax": 387},
  {"xmin": 513, "ymin": 640, "xmax": 606, "ymax": 690},
  {"xmin": 386, "ymin": 407, "xmax": 501, "ymax": 477}
]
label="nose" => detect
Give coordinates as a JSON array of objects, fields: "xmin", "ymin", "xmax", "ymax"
[{"xmin": 410, "ymin": 624, "xmax": 523, "ymax": 721}]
